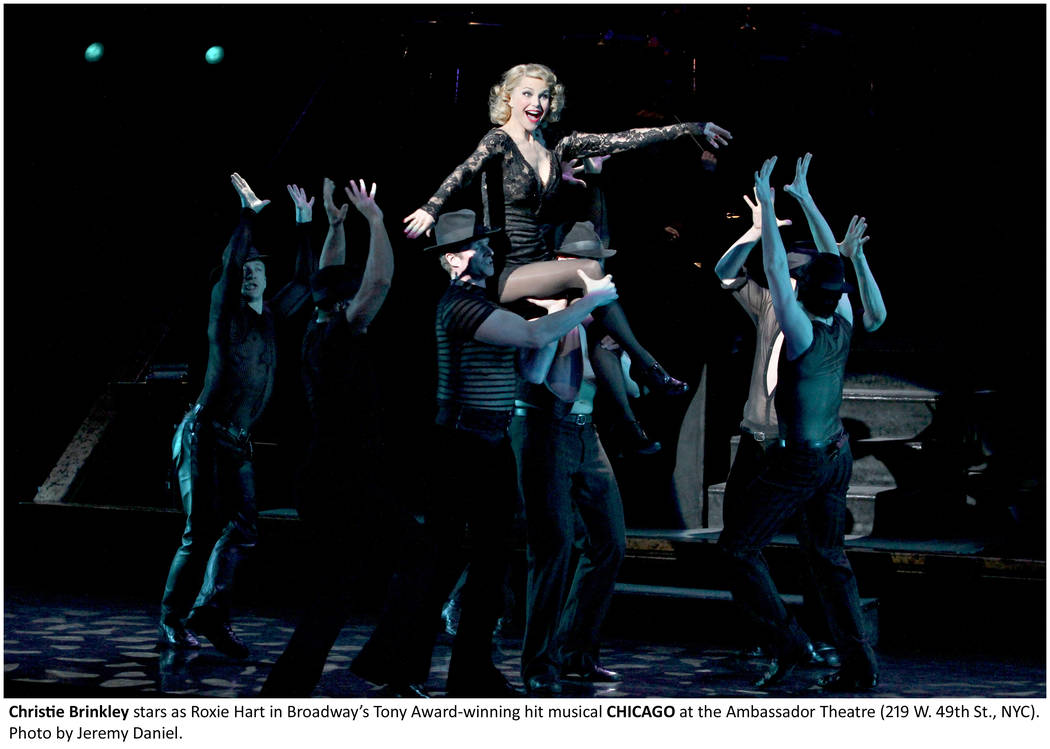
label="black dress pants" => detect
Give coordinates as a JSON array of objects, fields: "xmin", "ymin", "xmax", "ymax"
[
  {"xmin": 351, "ymin": 424, "xmax": 517, "ymax": 688},
  {"xmin": 718, "ymin": 441, "xmax": 877, "ymax": 677}
]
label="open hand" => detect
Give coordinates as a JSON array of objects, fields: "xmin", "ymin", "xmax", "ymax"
[
  {"xmin": 783, "ymin": 152, "xmax": 813, "ymax": 203},
  {"xmin": 287, "ymin": 183, "xmax": 315, "ymax": 223},
  {"xmin": 526, "ymin": 296, "xmax": 569, "ymax": 314},
  {"xmin": 560, "ymin": 158, "xmax": 587, "ymax": 187},
  {"xmin": 231, "ymin": 172, "xmax": 271, "ymax": 213},
  {"xmin": 322, "ymin": 178, "xmax": 349, "ymax": 225},
  {"xmin": 576, "ymin": 269, "xmax": 618, "ymax": 307},
  {"xmin": 703, "ymin": 122, "xmax": 732, "ymax": 149},
  {"xmin": 839, "ymin": 215, "xmax": 870, "ymax": 259},
  {"xmin": 754, "ymin": 156, "xmax": 777, "ymax": 203},
  {"xmin": 346, "ymin": 179, "xmax": 382, "ymax": 222},
  {"xmin": 403, "ymin": 208, "xmax": 435, "ymax": 238},
  {"xmin": 743, "ymin": 186, "xmax": 791, "ymax": 231}
]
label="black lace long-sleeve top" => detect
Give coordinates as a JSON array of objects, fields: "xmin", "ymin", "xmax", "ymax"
[{"xmin": 420, "ymin": 122, "xmax": 707, "ymax": 284}]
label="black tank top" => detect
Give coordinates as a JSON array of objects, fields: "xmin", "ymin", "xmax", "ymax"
[{"xmin": 774, "ymin": 314, "xmax": 852, "ymax": 443}]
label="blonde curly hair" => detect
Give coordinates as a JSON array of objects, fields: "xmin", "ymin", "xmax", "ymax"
[{"xmin": 488, "ymin": 63, "xmax": 566, "ymax": 126}]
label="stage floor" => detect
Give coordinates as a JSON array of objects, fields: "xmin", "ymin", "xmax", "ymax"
[{"xmin": 4, "ymin": 588, "xmax": 1044, "ymax": 699}]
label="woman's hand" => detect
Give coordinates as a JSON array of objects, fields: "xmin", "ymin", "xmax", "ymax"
[
  {"xmin": 702, "ymin": 122, "xmax": 732, "ymax": 149},
  {"xmin": 403, "ymin": 208, "xmax": 435, "ymax": 238}
]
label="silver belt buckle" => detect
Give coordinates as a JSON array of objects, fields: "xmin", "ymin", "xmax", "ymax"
[
  {"xmin": 752, "ymin": 430, "xmax": 766, "ymax": 442},
  {"xmin": 570, "ymin": 414, "xmax": 588, "ymax": 425}
]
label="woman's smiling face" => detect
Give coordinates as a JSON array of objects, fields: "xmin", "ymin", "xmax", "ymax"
[{"xmin": 507, "ymin": 76, "xmax": 551, "ymax": 132}]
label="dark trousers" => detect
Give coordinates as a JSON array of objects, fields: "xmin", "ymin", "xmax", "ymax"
[
  {"xmin": 520, "ymin": 414, "xmax": 626, "ymax": 681},
  {"xmin": 352, "ymin": 424, "xmax": 517, "ymax": 687},
  {"xmin": 262, "ymin": 442, "xmax": 386, "ymax": 696},
  {"xmin": 717, "ymin": 441, "xmax": 877, "ymax": 676},
  {"xmin": 725, "ymin": 435, "xmax": 831, "ymax": 645},
  {"xmin": 161, "ymin": 408, "xmax": 258, "ymax": 626}
]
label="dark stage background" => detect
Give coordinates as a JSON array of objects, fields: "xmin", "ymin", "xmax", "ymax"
[{"xmin": 3, "ymin": 4, "xmax": 1045, "ymax": 525}]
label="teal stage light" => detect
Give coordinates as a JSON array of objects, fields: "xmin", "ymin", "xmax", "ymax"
[
  {"xmin": 84, "ymin": 42, "xmax": 104, "ymax": 62},
  {"xmin": 205, "ymin": 46, "xmax": 225, "ymax": 64}
]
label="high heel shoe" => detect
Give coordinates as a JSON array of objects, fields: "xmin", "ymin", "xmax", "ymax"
[
  {"xmin": 621, "ymin": 420, "xmax": 661, "ymax": 455},
  {"xmin": 639, "ymin": 362, "xmax": 689, "ymax": 397}
]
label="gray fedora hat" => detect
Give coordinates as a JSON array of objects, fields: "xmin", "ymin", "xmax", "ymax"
[
  {"xmin": 556, "ymin": 221, "xmax": 616, "ymax": 259},
  {"xmin": 423, "ymin": 209, "xmax": 502, "ymax": 253}
]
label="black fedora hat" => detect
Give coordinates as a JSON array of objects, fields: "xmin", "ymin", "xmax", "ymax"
[
  {"xmin": 796, "ymin": 252, "xmax": 855, "ymax": 293},
  {"xmin": 787, "ymin": 241, "xmax": 819, "ymax": 278},
  {"xmin": 310, "ymin": 265, "xmax": 362, "ymax": 310},
  {"xmin": 423, "ymin": 209, "xmax": 502, "ymax": 253},
  {"xmin": 209, "ymin": 245, "xmax": 269, "ymax": 285},
  {"xmin": 556, "ymin": 221, "xmax": 616, "ymax": 259}
]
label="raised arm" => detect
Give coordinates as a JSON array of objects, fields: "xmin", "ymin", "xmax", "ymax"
[
  {"xmin": 556, "ymin": 121, "xmax": 732, "ymax": 162},
  {"xmin": 318, "ymin": 177, "xmax": 349, "ymax": 270},
  {"xmin": 839, "ymin": 215, "xmax": 887, "ymax": 332},
  {"xmin": 714, "ymin": 188, "xmax": 792, "ymax": 285},
  {"xmin": 214, "ymin": 173, "xmax": 269, "ymax": 318},
  {"xmin": 756, "ymin": 157, "xmax": 813, "ymax": 360},
  {"xmin": 270, "ymin": 183, "xmax": 320, "ymax": 319},
  {"xmin": 404, "ymin": 129, "xmax": 507, "ymax": 239},
  {"xmin": 474, "ymin": 270, "xmax": 617, "ymax": 349},
  {"xmin": 343, "ymin": 180, "xmax": 394, "ymax": 332},
  {"xmin": 288, "ymin": 183, "xmax": 318, "ymax": 284},
  {"xmin": 782, "ymin": 153, "xmax": 838, "ymax": 256}
]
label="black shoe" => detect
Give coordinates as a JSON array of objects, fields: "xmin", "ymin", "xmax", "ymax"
[
  {"xmin": 812, "ymin": 641, "xmax": 841, "ymax": 668},
  {"xmin": 562, "ymin": 659, "xmax": 623, "ymax": 683},
  {"xmin": 622, "ymin": 420, "xmax": 661, "ymax": 455},
  {"xmin": 753, "ymin": 645, "xmax": 809, "ymax": 689},
  {"xmin": 525, "ymin": 673, "xmax": 563, "ymax": 696},
  {"xmin": 736, "ymin": 644, "xmax": 767, "ymax": 659},
  {"xmin": 446, "ymin": 667, "xmax": 523, "ymax": 698},
  {"xmin": 817, "ymin": 669, "xmax": 878, "ymax": 692},
  {"xmin": 800, "ymin": 641, "xmax": 827, "ymax": 667},
  {"xmin": 157, "ymin": 622, "xmax": 200, "ymax": 650},
  {"xmin": 185, "ymin": 615, "xmax": 250, "ymax": 659},
  {"xmin": 380, "ymin": 682, "xmax": 432, "ymax": 698},
  {"xmin": 640, "ymin": 362, "xmax": 689, "ymax": 397}
]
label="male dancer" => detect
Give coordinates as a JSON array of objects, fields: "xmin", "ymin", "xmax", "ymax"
[
  {"xmin": 351, "ymin": 209, "xmax": 617, "ymax": 697},
  {"xmin": 717, "ymin": 154, "xmax": 880, "ymax": 691},
  {"xmin": 519, "ymin": 222, "xmax": 628, "ymax": 695},
  {"xmin": 714, "ymin": 184, "xmax": 885, "ymax": 672},
  {"xmin": 159, "ymin": 174, "xmax": 315, "ymax": 657},
  {"xmin": 261, "ymin": 177, "xmax": 393, "ymax": 695}
]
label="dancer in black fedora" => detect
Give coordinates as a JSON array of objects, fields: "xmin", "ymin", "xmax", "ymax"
[
  {"xmin": 518, "ymin": 221, "xmax": 629, "ymax": 695},
  {"xmin": 717, "ymin": 154, "xmax": 880, "ymax": 692},
  {"xmin": 261, "ymin": 177, "xmax": 394, "ymax": 696},
  {"xmin": 714, "ymin": 183, "xmax": 887, "ymax": 675},
  {"xmin": 351, "ymin": 209, "xmax": 618, "ymax": 697}
]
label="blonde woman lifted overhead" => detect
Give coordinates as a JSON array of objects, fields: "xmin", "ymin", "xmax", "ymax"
[{"xmin": 403, "ymin": 63, "xmax": 732, "ymax": 396}]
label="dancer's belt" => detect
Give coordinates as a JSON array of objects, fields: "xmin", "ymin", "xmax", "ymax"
[
  {"xmin": 561, "ymin": 412, "xmax": 593, "ymax": 426},
  {"xmin": 775, "ymin": 431, "xmax": 849, "ymax": 454},
  {"xmin": 435, "ymin": 404, "xmax": 513, "ymax": 433},
  {"xmin": 190, "ymin": 404, "xmax": 253, "ymax": 449},
  {"xmin": 211, "ymin": 419, "xmax": 252, "ymax": 447},
  {"xmin": 741, "ymin": 426, "xmax": 780, "ymax": 446},
  {"xmin": 525, "ymin": 407, "xmax": 593, "ymax": 426}
]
